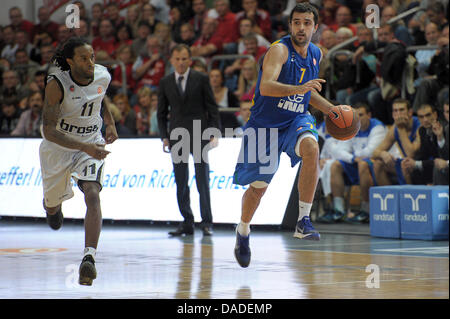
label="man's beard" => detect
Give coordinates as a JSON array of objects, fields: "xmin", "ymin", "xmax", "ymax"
[{"xmin": 290, "ymin": 31, "xmax": 309, "ymax": 47}]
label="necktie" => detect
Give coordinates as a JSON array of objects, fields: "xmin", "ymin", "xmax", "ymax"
[{"xmin": 177, "ymin": 75, "xmax": 184, "ymax": 95}]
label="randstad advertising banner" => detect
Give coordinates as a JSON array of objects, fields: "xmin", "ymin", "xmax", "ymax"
[{"xmin": 0, "ymin": 138, "xmax": 298, "ymax": 225}]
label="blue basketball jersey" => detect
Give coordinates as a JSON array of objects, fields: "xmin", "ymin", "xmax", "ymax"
[
  {"xmin": 248, "ymin": 35, "xmax": 322, "ymax": 129},
  {"xmin": 394, "ymin": 116, "xmax": 420, "ymax": 157}
]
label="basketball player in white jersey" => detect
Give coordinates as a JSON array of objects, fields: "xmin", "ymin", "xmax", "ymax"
[{"xmin": 40, "ymin": 38, "xmax": 118, "ymax": 285}]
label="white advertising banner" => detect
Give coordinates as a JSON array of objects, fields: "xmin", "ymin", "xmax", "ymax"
[{"xmin": 0, "ymin": 138, "xmax": 299, "ymax": 225}]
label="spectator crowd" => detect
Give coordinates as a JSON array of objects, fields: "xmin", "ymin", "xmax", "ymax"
[{"xmin": 1, "ymin": 0, "xmax": 448, "ymax": 222}]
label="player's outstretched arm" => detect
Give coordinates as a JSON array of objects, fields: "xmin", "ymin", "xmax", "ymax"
[
  {"xmin": 42, "ymin": 80, "xmax": 110, "ymax": 160},
  {"xmin": 259, "ymin": 44, "xmax": 325, "ymax": 98}
]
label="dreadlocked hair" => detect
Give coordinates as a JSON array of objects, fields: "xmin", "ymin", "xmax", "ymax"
[{"xmin": 52, "ymin": 37, "xmax": 89, "ymax": 71}]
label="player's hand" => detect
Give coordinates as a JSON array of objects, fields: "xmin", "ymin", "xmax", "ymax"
[
  {"xmin": 82, "ymin": 144, "xmax": 110, "ymax": 160},
  {"xmin": 380, "ymin": 151, "xmax": 394, "ymax": 167},
  {"xmin": 434, "ymin": 158, "xmax": 448, "ymax": 170},
  {"xmin": 394, "ymin": 116, "xmax": 408, "ymax": 129},
  {"xmin": 431, "ymin": 120, "xmax": 443, "ymax": 140},
  {"xmin": 162, "ymin": 138, "xmax": 171, "ymax": 153},
  {"xmin": 105, "ymin": 124, "xmax": 118, "ymax": 144},
  {"xmin": 209, "ymin": 137, "xmax": 219, "ymax": 149},
  {"xmin": 298, "ymin": 79, "xmax": 326, "ymax": 95},
  {"xmin": 401, "ymin": 157, "xmax": 415, "ymax": 173}
]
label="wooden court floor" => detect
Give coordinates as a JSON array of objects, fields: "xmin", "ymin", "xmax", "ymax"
[{"xmin": 0, "ymin": 219, "xmax": 448, "ymax": 299}]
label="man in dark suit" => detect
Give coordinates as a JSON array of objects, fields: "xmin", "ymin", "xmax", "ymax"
[{"xmin": 157, "ymin": 44, "xmax": 220, "ymax": 236}]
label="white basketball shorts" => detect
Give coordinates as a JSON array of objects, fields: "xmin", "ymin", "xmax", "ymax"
[{"xmin": 39, "ymin": 138, "xmax": 105, "ymax": 208}]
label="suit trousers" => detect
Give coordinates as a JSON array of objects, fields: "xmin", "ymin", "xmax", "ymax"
[{"xmin": 171, "ymin": 150, "xmax": 213, "ymax": 227}]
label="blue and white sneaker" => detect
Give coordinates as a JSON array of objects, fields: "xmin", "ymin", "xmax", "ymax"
[
  {"xmin": 234, "ymin": 230, "xmax": 251, "ymax": 268},
  {"xmin": 293, "ymin": 216, "xmax": 321, "ymax": 240}
]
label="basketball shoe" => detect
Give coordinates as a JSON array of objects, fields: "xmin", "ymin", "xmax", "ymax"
[
  {"xmin": 234, "ymin": 230, "xmax": 251, "ymax": 268},
  {"xmin": 294, "ymin": 216, "xmax": 321, "ymax": 240},
  {"xmin": 46, "ymin": 210, "xmax": 63, "ymax": 230},
  {"xmin": 79, "ymin": 255, "xmax": 97, "ymax": 286}
]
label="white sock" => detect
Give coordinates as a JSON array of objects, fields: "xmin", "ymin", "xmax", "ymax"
[
  {"xmin": 298, "ymin": 201, "xmax": 312, "ymax": 220},
  {"xmin": 237, "ymin": 221, "xmax": 250, "ymax": 236},
  {"xmin": 333, "ymin": 197, "xmax": 345, "ymax": 214},
  {"xmin": 84, "ymin": 247, "xmax": 96, "ymax": 259}
]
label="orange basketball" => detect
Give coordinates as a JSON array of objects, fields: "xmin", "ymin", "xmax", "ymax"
[{"xmin": 325, "ymin": 105, "xmax": 360, "ymax": 141}]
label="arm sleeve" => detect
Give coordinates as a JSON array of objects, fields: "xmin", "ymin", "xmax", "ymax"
[{"xmin": 354, "ymin": 125, "xmax": 387, "ymax": 158}]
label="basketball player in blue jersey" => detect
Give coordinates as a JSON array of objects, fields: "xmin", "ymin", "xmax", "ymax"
[
  {"xmin": 233, "ymin": 3, "xmax": 350, "ymax": 268},
  {"xmin": 358, "ymin": 99, "xmax": 420, "ymax": 195},
  {"xmin": 41, "ymin": 38, "xmax": 118, "ymax": 285}
]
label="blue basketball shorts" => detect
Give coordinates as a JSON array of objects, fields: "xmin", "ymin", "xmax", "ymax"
[
  {"xmin": 233, "ymin": 113, "xmax": 318, "ymax": 186},
  {"xmin": 338, "ymin": 160, "xmax": 360, "ymax": 185}
]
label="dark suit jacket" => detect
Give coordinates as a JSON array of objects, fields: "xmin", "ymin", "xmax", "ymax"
[{"xmin": 157, "ymin": 69, "xmax": 220, "ymax": 147}]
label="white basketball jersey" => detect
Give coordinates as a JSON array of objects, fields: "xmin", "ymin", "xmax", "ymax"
[{"xmin": 46, "ymin": 64, "xmax": 111, "ymax": 145}]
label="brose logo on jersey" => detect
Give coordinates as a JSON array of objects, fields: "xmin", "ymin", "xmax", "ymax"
[{"xmin": 59, "ymin": 119, "xmax": 99, "ymax": 135}]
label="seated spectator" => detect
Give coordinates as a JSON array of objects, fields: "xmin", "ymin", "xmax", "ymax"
[
  {"xmin": 224, "ymin": 33, "xmax": 266, "ymax": 77},
  {"xmin": 409, "ymin": 1, "xmax": 448, "ymax": 46},
  {"xmin": 360, "ymin": 24, "xmax": 407, "ymax": 124},
  {"xmin": 73, "ymin": 19, "xmax": 92, "ymax": 43},
  {"xmin": 105, "ymin": 2, "xmax": 125, "ymax": 29},
  {"xmin": 235, "ymin": 59, "xmax": 258, "ymax": 101},
  {"xmin": 37, "ymin": 43, "xmax": 56, "ymax": 73},
  {"xmin": 28, "ymin": 70, "xmax": 47, "ymax": 95},
  {"xmin": 319, "ymin": 0, "xmax": 340, "ymax": 26},
  {"xmin": 90, "ymin": 2, "xmax": 104, "ymax": 38},
  {"xmin": 111, "ymin": 44, "xmax": 136, "ymax": 97},
  {"xmin": 433, "ymin": 100, "xmax": 449, "ymax": 185},
  {"xmin": 148, "ymin": 90, "xmax": 160, "ymax": 137},
  {"xmin": 132, "ymin": 35, "xmax": 166, "ymax": 91},
  {"xmin": 335, "ymin": 25, "xmax": 377, "ymax": 106},
  {"xmin": 154, "ymin": 22, "xmax": 177, "ymax": 60},
  {"xmin": 1, "ymin": 25, "xmax": 18, "ymax": 64},
  {"xmin": 125, "ymin": 4, "xmax": 140, "ymax": 38},
  {"xmin": 234, "ymin": 100, "xmax": 252, "ymax": 136},
  {"xmin": 12, "ymin": 49, "xmax": 40, "ymax": 88},
  {"xmin": 92, "ymin": 18, "xmax": 118, "ymax": 58},
  {"xmin": 209, "ymin": 68, "xmax": 240, "ymax": 132},
  {"xmin": 54, "ymin": 25, "xmax": 73, "ymax": 49},
  {"xmin": 178, "ymin": 23, "xmax": 197, "ymax": 46},
  {"xmin": 0, "ymin": 69, "xmax": 30, "ymax": 103},
  {"xmin": 401, "ymin": 104, "xmax": 443, "ymax": 185},
  {"xmin": 335, "ymin": 26, "xmax": 354, "ymax": 46},
  {"xmin": 381, "ymin": 5, "xmax": 414, "ymax": 46},
  {"xmin": 412, "ymin": 25, "xmax": 449, "ymax": 113},
  {"xmin": 189, "ymin": 0, "xmax": 208, "ymax": 38},
  {"xmin": 15, "ymin": 30, "xmax": 35, "ymax": 57},
  {"xmin": 139, "ymin": 3, "xmax": 161, "ymax": 35},
  {"xmin": 235, "ymin": 0, "xmax": 272, "ymax": 42},
  {"xmin": 0, "ymin": 97, "xmax": 21, "ymax": 135},
  {"xmin": 190, "ymin": 17, "xmax": 223, "ymax": 64},
  {"xmin": 169, "ymin": 6, "xmax": 185, "ymax": 44},
  {"xmin": 131, "ymin": 21, "xmax": 152, "ymax": 58},
  {"xmin": 208, "ymin": 0, "xmax": 239, "ymax": 50},
  {"xmin": 9, "ymin": 7, "xmax": 34, "ymax": 41},
  {"xmin": 116, "ymin": 23, "xmax": 134, "ymax": 48},
  {"xmin": 32, "ymin": 6, "xmax": 60, "ymax": 42},
  {"xmin": 191, "ymin": 59, "xmax": 207, "ymax": 74},
  {"xmin": 320, "ymin": 103, "xmax": 387, "ymax": 224},
  {"xmin": 112, "ymin": 93, "xmax": 137, "ymax": 136},
  {"xmin": 209, "ymin": 68, "xmax": 240, "ymax": 109},
  {"xmin": 237, "ymin": 17, "xmax": 270, "ymax": 55},
  {"xmin": 358, "ymin": 99, "xmax": 420, "ymax": 200},
  {"xmin": 30, "ymin": 32, "xmax": 53, "ymax": 64},
  {"xmin": 134, "ymin": 87, "xmax": 154, "ymax": 136},
  {"xmin": 328, "ymin": 6, "xmax": 357, "ymax": 36},
  {"xmin": 414, "ymin": 21, "xmax": 441, "ymax": 84},
  {"xmin": 11, "ymin": 90, "xmax": 43, "ymax": 137}
]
